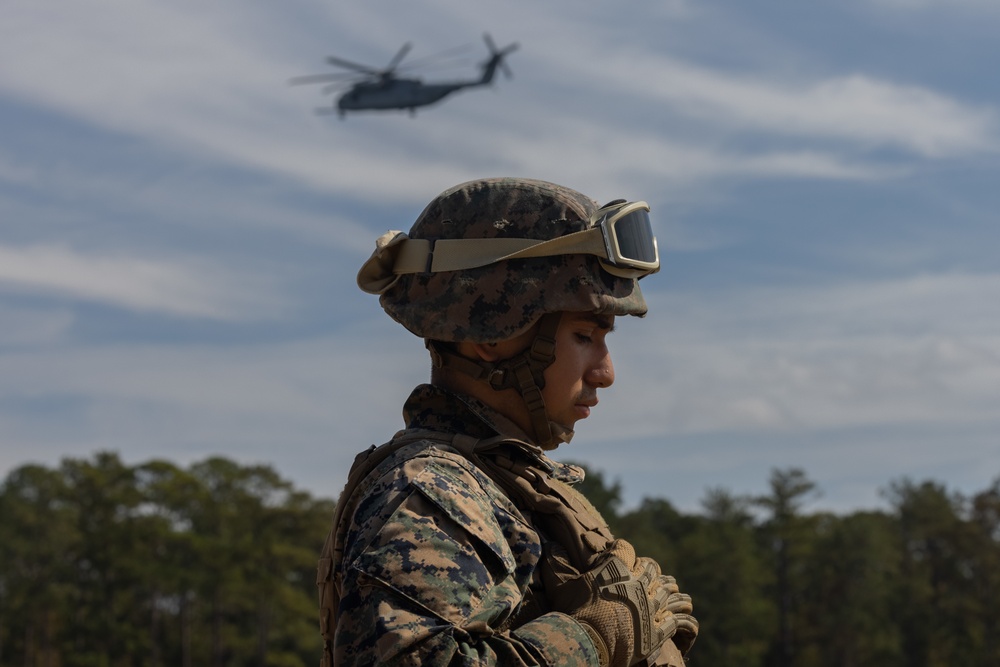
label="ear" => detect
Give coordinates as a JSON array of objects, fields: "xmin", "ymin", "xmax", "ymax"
[{"xmin": 466, "ymin": 341, "xmax": 501, "ymax": 362}]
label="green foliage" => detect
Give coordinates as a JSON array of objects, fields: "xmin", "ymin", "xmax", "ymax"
[
  {"xmin": 680, "ymin": 489, "xmax": 775, "ymax": 666},
  {"xmin": 574, "ymin": 464, "xmax": 1000, "ymax": 667},
  {"xmin": 0, "ymin": 452, "xmax": 333, "ymax": 667},
  {"xmin": 3, "ymin": 454, "xmax": 1000, "ymax": 667}
]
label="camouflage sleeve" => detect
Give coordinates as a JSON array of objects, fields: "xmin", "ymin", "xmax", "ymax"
[
  {"xmin": 334, "ymin": 452, "xmax": 600, "ymax": 666},
  {"xmin": 513, "ymin": 612, "xmax": 602, "ymax": 666}
]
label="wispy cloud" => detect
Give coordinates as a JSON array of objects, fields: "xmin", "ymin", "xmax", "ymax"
[
  {"xmin": 1, "ymin": 0, "xmax": 998, "ymax": 515},
  {"xmin": 0, "ymin": 155, "xmax": 37, "ymax": 186},
  {"xmin": 0, "ymin": 323, "xmax": 426, "ymax": 493},
  {"xmin": 3, "ymin": 270, "xmax": 997, "ymax": 507},
  {"xmin": 0, "ymin": 244, "xmax": 285, "ymax": 319},
  {"xmin": 868, "ymin": 0, "xmax": 1000, "ymax": 10},
  {"xmin": 596, "ymin": 272, "xmax": 1000, "ymax": 441},
  {"xmin": 1, "ymin": 0, "xmax": 983, "ymax": 209},
  {"xmin": 0, "ymin": 305, "xmax": 74, "ymax": 346},
  {"xmin": 590, "ymin": 55, "xmax": 999, "ymax": 158}
]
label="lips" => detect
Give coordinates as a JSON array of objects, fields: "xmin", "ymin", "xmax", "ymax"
[{"xmin": 575, "ymin": 395, "xmax": 598, "ymax": 418}]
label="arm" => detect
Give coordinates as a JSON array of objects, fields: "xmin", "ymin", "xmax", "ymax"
[{"xmin": 334, "ymin": 455, "xmax": 601, "ymax": 666}]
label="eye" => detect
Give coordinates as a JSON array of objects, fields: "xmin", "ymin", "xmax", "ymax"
[{"xmin": 574, "ymin": 332, "xmax": 593, "ymax": 344}]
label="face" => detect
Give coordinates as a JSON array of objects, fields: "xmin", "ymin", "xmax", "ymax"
[
  {"xmin": 540, "ymin": 312, "xmax": 616, "ymax": 431},
  {"xmin": 460, "ymin": 311, "xmax": 617, "ymax": 440}
]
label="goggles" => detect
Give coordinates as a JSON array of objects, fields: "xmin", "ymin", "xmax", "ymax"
[{"xmin": 387, "ymin": 200, "xmax": 660, "ymax": 280}]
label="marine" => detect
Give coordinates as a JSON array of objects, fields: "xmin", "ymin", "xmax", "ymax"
[{"xmin": 317, "ymin": 177, "xmax": 698, "ymax": 666}]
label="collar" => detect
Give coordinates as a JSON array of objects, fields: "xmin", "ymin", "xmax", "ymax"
[
  {"xmin": 401, "ymin": 384, "xmax": 584, "ymax": 484},
  {"xmin": 403, "ymin": 383, "xmax": 533, "ymax": 439}
]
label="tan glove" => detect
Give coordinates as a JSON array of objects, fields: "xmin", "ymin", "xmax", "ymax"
[
  {"xmin": 542, "ymin": 540, "xmax": 695, "ymax": 667},
  {"xmin": 655, "ymin": 575, "xmax": 698, "ymax": 655},
  {"xmin": 639, "ymin": 572, "xmax": 699, "ymax": 666}
]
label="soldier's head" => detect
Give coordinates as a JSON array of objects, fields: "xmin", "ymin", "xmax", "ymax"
[{"xmin": 357, "ymin": 177, "xmax": 659, "ymax": 448}]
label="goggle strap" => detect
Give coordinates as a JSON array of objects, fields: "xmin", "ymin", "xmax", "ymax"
[{"xmin": 393, "ymin": 229, "xmax": 607, "ymax": 275}]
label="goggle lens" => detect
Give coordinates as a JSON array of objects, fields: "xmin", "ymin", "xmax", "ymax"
[{"xmin": 611, "ymin": 207, "xmax": 657, "ymax": 264}]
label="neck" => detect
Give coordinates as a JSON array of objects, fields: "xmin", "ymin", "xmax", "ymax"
[{"xmin": 431, "ymin": 366, "xmax": 537, "ymax": 440}]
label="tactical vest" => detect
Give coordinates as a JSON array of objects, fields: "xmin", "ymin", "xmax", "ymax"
[{"xmin": 316, "ymin": 429, "xmax": 683, "ymax": 667}]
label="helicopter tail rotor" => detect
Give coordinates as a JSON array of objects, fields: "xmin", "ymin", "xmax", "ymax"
[{"xmin": 480, "ymin": 33, "xmax": 518, "ymax": 82}]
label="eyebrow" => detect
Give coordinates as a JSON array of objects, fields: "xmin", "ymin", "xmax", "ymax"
[{"xmin": 577, "ymin": 313, "xmax": 615, "ymax": 332}]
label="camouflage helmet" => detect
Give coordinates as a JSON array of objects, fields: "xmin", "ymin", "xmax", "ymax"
[{"xmin": 357, "ymin": 177, "xmax": 649, "ymax": 343}]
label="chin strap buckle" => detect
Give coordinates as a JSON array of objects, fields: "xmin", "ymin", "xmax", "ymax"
[{"xmin": 487, "ymin": 368, "xmax": 507, "ymax": 389}]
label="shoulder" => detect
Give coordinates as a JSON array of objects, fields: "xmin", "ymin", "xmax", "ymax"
[
  {"xmin": 360, "ymin": 437, "xmax": 509, "ymax": 502},
  {"xmin": 344, "ymin": 437, "xmax": 526, "ymax": 553},
  {"xmin": 338, "ymin": 437, "xmax": 541, "ymax": 624}
]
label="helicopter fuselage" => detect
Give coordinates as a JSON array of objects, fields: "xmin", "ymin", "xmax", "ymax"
[{"xmin": 336, "ymin": 78, "xmax": 481, "ymax": 113}]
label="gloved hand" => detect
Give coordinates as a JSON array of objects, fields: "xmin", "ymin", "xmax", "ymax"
[
  {"xmin": 655, "ymin": 575, "xmax": 698, "ymax": 655},
  {"xmin": 542, "ymin": 539, "xmax": 698, "ymax": 667}
]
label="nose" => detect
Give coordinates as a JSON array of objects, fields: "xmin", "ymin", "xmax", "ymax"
[{"xmin": 586, "ymin": 350, "xmax": 615, "ymax": 388}]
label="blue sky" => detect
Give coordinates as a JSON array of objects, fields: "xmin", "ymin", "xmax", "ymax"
[{"xmin": 2, "ymin": 0, "xmax": 998, "ymax": 513}]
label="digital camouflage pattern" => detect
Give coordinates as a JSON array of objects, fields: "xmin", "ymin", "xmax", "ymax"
[
  {"xmin": 328, "ymin": 384, "xmax": 603, "ymax": 666},
  {"xmin": 367, "ymin": 178, "xmax": 648, "ymax": 343}
]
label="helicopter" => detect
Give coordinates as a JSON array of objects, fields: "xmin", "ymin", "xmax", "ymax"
[{"xmin": 290, "ymin": 34, "xmax": 518, "ymax": 118}]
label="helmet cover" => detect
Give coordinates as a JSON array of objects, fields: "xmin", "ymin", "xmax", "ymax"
[{"xmin": 372, "ymin": 177, "xmax": 648, "ymax": 343}]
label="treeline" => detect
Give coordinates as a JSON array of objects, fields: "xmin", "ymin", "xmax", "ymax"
[
  {"xmin": 0, "ymin": 452, "xmax": 334, "ymax": 667},
  {"xmin": 2, "ymin": 453, "xmax": 999, "ymax": 667},
  {"xmin": 576, "ymin": 466, "xmax": 1000, "ymax": 667}
]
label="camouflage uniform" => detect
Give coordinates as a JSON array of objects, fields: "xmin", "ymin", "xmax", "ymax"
[
  {"xmin": 330, "ymin": 384, "xmax": 602, "ymax": 665},
  {"xmin": 323, "ymin": 178, "xmax": 697, "ymax": 667}
]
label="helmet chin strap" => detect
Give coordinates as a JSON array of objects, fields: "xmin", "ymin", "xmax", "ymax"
[{"xmin": 426, "ymin": 313, "xmax": 570, "ymax": 449}]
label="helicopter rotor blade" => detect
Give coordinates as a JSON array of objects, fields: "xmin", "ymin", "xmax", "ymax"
[
  {"xmin": 397, "ymin": 42, "xmax": 476, "ymax": 72},
  {"xmin": 289, "ymin": 72, "xmax": 359, "ymax": 86},
  {"xmin": 321, "ymin": 81, "xmax": 354, "ymax": 95},
  {"xmin": 385, "ymin": 42, "xmax": 413, "ymax": 72},
  {"xmin": 325, "ymin": 55, "xmax": 382, "ymax": 75}
]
